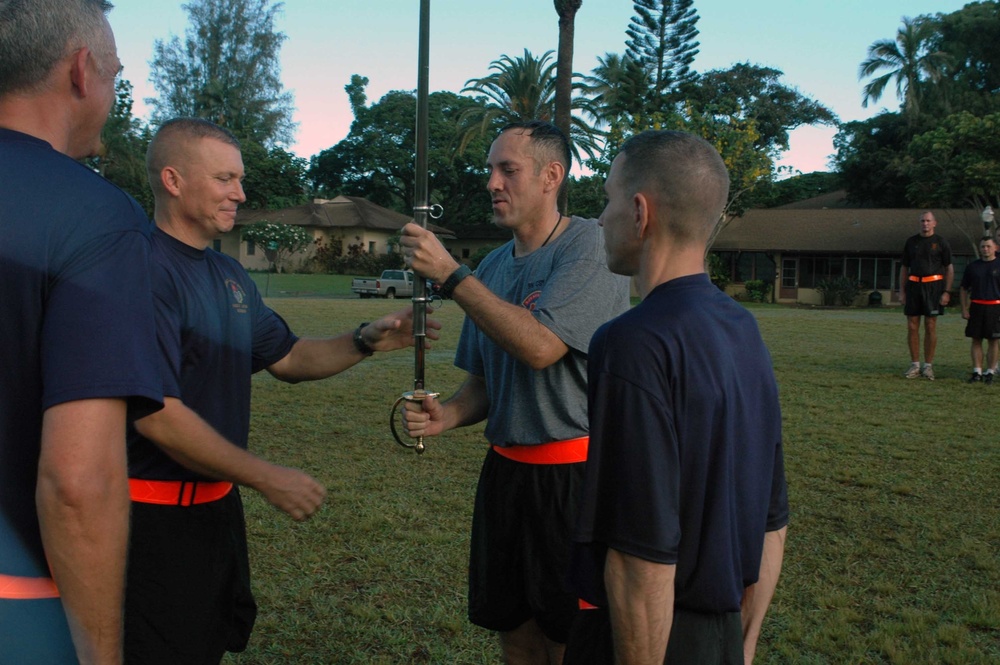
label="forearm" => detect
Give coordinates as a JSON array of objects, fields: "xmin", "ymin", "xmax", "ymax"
[
  {"xmin": 451, "ymin": 277, "xmax": 567, "ymax": 370},
  {"xmin": 945, "ymin": 264, "xmax": 954, "ymax": 292},
  {"xmin": 37, "ymin": 399, "xmax": 130, "ymax": 665},
  {"xmin": 268, "ymin": 334, "xmax": 364, "ymax": 383},
  {"xmin": 439, "ymin": 374, "xmax": 491, "ymax": 432},
  {"xmin": 961, "ymin": 287, "xmax": 970, "ymax": 313},
  {"xmin": 742, "ymin": 526, "xmax": 787, "ymax": 664},
  {"xmin": 133, "ymin": 397, "xmax": 275, "ymax": 488},
  {"xmin": 605, "ymin": 548, "xmax": 675, "ymax": 665}
]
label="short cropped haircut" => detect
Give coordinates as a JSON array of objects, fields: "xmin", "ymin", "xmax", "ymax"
[
  {"xmin": 0, "ymin": 0, "xmax": 113, "ymax": 97},
  {"xmin": 618, "ymin": 130, "xmax": 730, "ymax": 245},
  {"xmin": 500, "ymin": 120, "xmax": 572, "ymax": 180},
  {"xmin": 146, "ymin": 118, "xmax": 241, "ymax": 195}
]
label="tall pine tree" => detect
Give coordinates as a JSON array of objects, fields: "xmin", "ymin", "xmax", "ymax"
[
  {"xmin": 625, "ymin": 0, "xmax": 700, "ymax": 112},
  {"xmin": 148, "ymin": 0, "xmax": 296, "ymax": 148}
]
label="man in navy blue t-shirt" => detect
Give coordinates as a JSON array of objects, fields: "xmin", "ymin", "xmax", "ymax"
[
  {"xmin": 0, "ymin": 2, "xmax": 163, "ymax": 663},
  {"xmin": 567, "ymin": 131, "xmax": 789, "ymax": 665},
  {"xmin": 124, "ymin": 118, "xmax": 438, "ymax": 664}
]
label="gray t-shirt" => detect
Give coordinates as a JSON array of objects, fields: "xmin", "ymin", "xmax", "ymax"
[{"xmin": 455, "ymin": 216, "xmax": 632, "ymax": 445}]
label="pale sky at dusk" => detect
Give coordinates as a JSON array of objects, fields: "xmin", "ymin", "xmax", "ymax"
[{"xmin": 111, "ymin": 0, "xmax": 970, "ymax": 175}]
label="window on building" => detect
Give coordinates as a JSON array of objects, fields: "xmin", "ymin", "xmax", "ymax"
[
  {"xmin": 246, "ymin": 240, "xmax": 255, "ymax": 256},
  {"xmin": 462, "ymin": 248, "xmax": 470, "ymax": 258},
  {"xmin": 368, "ymin": 241, "xmax": 376, "ymax": 254},
  {"xmin": 781, "ymin": 258, "xmax": 797, "ymax": 289},
  {"xmin": 212, "ymin": 239, "xmax": 222, "ymax": 252}
]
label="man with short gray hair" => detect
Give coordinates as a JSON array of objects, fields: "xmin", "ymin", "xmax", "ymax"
[{"xmin": 0, "ymin": 1, "xmax": 163, "ymax": 663}]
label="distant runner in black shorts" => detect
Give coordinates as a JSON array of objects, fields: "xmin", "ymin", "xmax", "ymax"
[{"xmin": 899, "ymin": 212, "xmax": 953, "ymax": 380}]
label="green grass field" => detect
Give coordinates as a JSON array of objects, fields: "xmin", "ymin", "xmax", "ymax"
[{"xmin": 224, "ymin": 297, "xmax": 999, "ymax": 664}]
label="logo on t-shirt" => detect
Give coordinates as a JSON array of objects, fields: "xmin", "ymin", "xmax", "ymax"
[
  {"xmin": 226, "ymin": 279, "xmax": 248, "ymax": 313},
  {"xmin": 522, "ymin": 290, "xmax": 541, "ymax": 311}
]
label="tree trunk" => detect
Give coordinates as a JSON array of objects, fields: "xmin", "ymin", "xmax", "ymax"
[{"xmin": 554, "ymin": 0, "xmax": 582, "ymax": 214}]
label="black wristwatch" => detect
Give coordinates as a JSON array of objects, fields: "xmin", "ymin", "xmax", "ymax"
[
  {"xmin": 440, "ymin": 265, "xmax": 472, "ymax": 298},
  {"xmin": 353, "ymin": 322, "xmax": 374, "ymax": 356}
]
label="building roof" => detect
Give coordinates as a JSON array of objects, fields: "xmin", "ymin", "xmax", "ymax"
[
  {"xmin": 714, "ymin": 207, "xmax": 985, "ymax": 255},
  {"xmin": 236, "ymin": 196, "xmax": 454, "ymax": 238}
]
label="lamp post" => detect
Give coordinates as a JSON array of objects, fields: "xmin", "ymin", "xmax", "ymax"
[{"xmin": 982, "ymin": 205, "xmax": 995, "ymax": 238}]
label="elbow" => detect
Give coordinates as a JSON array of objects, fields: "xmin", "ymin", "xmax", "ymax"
[{"xmin": 522, "ymin": 344, "xmax": 566, "ymax": 371}]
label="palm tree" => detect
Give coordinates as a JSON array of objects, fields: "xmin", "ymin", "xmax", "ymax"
[
  {"xmin": 457, "ymin": 49, "xmax": 599, "ymax": 164},
  {"xmin": 554, "ymin": 0, "xmax": 583, "ymax": 212},
  {"xmin": 859, "ymin": 16, "xmax": 951, "ymax": 121},
  {"xmin": 579, "ymin": 52, "xmax": 651, "ymax": 127}
]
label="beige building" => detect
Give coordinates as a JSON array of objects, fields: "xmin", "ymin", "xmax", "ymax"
[{"xmin": 219, "ymin": 196, "xmax": 453, "ymax": 271}]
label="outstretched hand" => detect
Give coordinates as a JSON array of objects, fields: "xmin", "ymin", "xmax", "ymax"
[
  {"xmin": 257, "ymin": 464, "xmax": 326, "ymax": 522},
  {"xmin": 363, "ymin": 307, "xmax": 442, "ymax": 353}
]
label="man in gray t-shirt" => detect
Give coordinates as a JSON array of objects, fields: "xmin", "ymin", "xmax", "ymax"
[{"xmin": 401, "ymin": 121, "xmax": 630, "ymax": 664}]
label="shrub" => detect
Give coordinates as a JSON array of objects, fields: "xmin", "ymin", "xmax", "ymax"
[
  {"xmin": 815, "ymin": 276, "xmax": 862, "ymax": 306},
  {"xmin": 707, "ymin": 253, "xmax": 730, "ymax": 291},
  {"xmin": 744, "ymin": 279, "xmax": 772, "ymax": 303}
]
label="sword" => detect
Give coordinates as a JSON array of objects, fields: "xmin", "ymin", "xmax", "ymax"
[{"xmin": 390, "ymin": 0, "xmax": 440, "ymax": 453}]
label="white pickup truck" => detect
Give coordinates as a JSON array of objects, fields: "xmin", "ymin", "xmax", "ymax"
[{"xmin": 351, "ymin": 269, "xmax": 418, "ymax": 299}]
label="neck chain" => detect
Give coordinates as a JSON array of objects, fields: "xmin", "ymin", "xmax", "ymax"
[{"xmin": 540, "ymin": 213, "xmax": 563, "ymax": 248}]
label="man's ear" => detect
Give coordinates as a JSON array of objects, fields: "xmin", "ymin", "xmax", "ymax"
[
  {"xmin": 633, "ymin": 192, "xmax": 651, "ymax": 240},
  {"xmin": 543, "ymin": 160, "xmax": 566, "ymax": 194},
  {"xmin": 68, "ymin": 47, "xmax": 92, "ymax": 98},
  {"xmin": 160, "ymin": 167, "xmax": 183, "ymax": 197}
]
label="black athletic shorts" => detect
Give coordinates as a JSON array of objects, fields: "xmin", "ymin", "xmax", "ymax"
[
  {"xmin": 904, "ymin": 279, "xmax": 946, "ymax": 317},
  {"xmin": 124, "ymin": 488, "xmax": 256, "ymax": 665},
  {"xmin": 965, "ymin": 302, "xmax": 1000, "ymax": 339},
  {"xmin": 564, "ymin": 606, "xmax": 743, "ymax": 665},
  {"xmin": 468, "ymin": 447, "xmax": 583, "ymax": 642}
]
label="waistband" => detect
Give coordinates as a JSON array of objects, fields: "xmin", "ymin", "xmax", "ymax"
[
  {"xmin": 908, "ymin": 274, "xmax": 943, "ymax": 283},
  {"xmin": 0, "ymin": 573, "xmax": 59, "ymax": 600},
  {"xmin": 971, "ymin": 299, "xmax": 1000, "ymax": 305},
  {"xmin": 491, "ymin": 436, "xmax": 588, "ymax": 464},
  {"xmin": 129, "ymin": 479, "xmax": 233, "ymax": 506}
]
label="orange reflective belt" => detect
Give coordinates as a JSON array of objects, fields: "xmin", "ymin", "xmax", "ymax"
[
  {"xmin": 971, "ymin": 299, "xmax": 1000, "ymax": 305},
  {"xmin": 578, "ymin": 598, "xmax": 598, "ymax": 610},
  {"xmin": 0, "ymin": 573, "xmax": 59, "ymax": 600},
  {"xmin": 491, "ymin": 436, "xmax": 588, "ymax": 464},
  {"xmin": 908, "ymin": 274, "xmax": 943, "ymax": 283},
  {"xmin": 129, "ymin": 479, "xmax": 233, "ymax": 506}
]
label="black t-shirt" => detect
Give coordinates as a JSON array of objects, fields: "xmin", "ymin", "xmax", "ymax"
[
  {"xmin": 572, "ymin": 274, "xmax": 789, "ymax": 613},
  {"xmin": 0, "ymin": 128, "xmax": 162, "ymax": 577},
  {"xmin": 127, "ymin": 228, "xmax": 297, "ymax": 480},
  {"xmin": 902, "ymin": 233, "xmax": 952, "ymax": 277}
]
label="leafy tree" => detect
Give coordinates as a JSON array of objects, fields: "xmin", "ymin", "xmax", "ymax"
[
  {"xmin": 906, "ymin": 111, "xmax": 1000, "ymax": 249},
  {"xmin": 742, "ymin": 171, "xmax": 843, "ymax": 209},
  {"xmin": 241, "ymin": 221, "xmax": 311, "ymax": 272},
  {"xmin": 859, "ymin": 15, "xmax": 951, "ymax": 123},
  {"xmin": 833, "ymin": 112, "xmax": 912, "ymax": 207},
  {"xmin": 566, "ymin": 173, "xmax": 607, "ymax": 219},
  {"xmin": 926, "ymin": 1, "xmax": 1000, "ymax": 118},
  {"xmin": 686, "ymin": 63, "xmax": 837, "ymax": 154},
  {"xmin": 148, "ymin": 0, "xmax": 296, "ymax": 148},
  {"xmin": 309, "ymin": 81, "xmax": 494, "ymax": 228},
  {"xmin": 239, "ymin": 140, "xmax": 308, "ymax": 210},
  {"xmin": 625, "ymin": 0, "xmax": 700, "ymax": 111},
  {"xmin": 458, "ymin": 49, "xmax": 600, "ymax": 163},
  {"xmin": 92, "ymin": 79, "xmax": 154, "ymax": 215}
]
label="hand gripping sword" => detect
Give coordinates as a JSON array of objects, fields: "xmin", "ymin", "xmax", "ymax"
[{"xmin": 390, "ymin": 0, "xmax": 440, "ymax": 453}]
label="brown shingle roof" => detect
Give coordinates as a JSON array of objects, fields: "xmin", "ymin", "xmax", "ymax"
[
  {"xmin": 714, "ymin": 208, "xmax": 984, "ymax": 255},
  {"xmin": 236, "ymin": 196, "xmax": 454, "ymax": 237}
]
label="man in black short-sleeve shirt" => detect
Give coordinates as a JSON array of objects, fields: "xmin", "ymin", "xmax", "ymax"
[
  {"xmin": 899, "ymin": 212, "xmax": 953, "ymax": 380},
  {"xmin": 960, "ymin": 237, "xmax": 1000, "ymax": 384},
  {"xmin": 567, "ymin": 131, "xmax": 788, "ymax": 664}
]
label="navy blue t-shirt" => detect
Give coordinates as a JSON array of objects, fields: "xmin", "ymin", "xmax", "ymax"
[
  {"xmin": 960, "ymin": 258, "xmax": 1000, "ymax": 301},
  {"xmin": 127, "ymin": 228, "xmax": 297, "ymax": 480},
  {"xmin": 0, "ymin": 128, "xmax": 162, "ymax": 578},
  {"xmin": 572, "ymin": 274, "xmax": 789, "ymax": 613}
]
